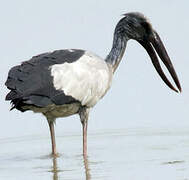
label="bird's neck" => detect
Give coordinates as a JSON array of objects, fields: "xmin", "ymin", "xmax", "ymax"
[{"xmin": 105, "ymin": 33, "xmax": 128, "ymax": 72}]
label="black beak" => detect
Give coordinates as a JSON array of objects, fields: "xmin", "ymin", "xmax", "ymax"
[{"xmin": 138, "ymin": 31, "xmax": 181, "ymax": 93}]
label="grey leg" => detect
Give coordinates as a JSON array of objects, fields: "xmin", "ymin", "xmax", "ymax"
[
  {"xmin": 47, "ymin": 119, "xmax": 57, "ymax": 156},
  {"xmin": 79, "ymin": 107, "xmax": 90, "ymax": 156}
]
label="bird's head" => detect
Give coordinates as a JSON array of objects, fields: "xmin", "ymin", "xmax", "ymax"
[
  {"xmin": 115, "ymin": 12, "xmax": 181, "ymax": 92},
  {"xmin": 116, "ymin": 12, "xmax": 153, "ymax": 41}
]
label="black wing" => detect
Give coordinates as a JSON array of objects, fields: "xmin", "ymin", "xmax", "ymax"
[{"xmin": 5, "ymin": 49, "xmax": 84, "ymax": 111}]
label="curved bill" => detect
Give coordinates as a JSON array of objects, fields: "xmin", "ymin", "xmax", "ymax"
[{"xmin": 138, "ymin": 32, "xmax": 181, "ymax": 93}]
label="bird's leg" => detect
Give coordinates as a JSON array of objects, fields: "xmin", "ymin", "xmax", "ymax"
[
  {"xmin": 79, "ymin": 107, "xmax": 90, "ymax": 156},
  {"xmin": 47, "ymin": 119, "xmax": 57, "ymax": 156},
  {"xmin": 83, "ymin": 151, "xmax": 91, "ymax": 180}
]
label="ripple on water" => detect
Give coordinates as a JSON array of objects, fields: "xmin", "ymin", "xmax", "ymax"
[{"xmin": 0, "ymin": 128, "xmax": 189, "ymax": 180}]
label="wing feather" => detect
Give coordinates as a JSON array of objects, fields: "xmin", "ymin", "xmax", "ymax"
[
  {"xmin": 5, "ymin": 49, "xmax": 85, "ymax": 110},
  {"xmin": 51, "ymin": 52, "xmax": 113, "ymax": 107}
]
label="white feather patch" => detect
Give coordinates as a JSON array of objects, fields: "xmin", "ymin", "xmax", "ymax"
[{"xmin": 51, "ymin": 51, "xmax": 113, "ymax": 107}]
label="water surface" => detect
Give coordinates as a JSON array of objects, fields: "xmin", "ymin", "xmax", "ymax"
[{"xmin": 0, "ymin": 128, "xmax": 189, "ymax": 180}]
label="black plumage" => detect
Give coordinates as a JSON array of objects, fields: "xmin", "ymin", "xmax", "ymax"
[
  {"xmin": 5, "ymin": 12, "xmax": 181, "ymax": 156},
  {"xmin": 5, "ymin": 49, "xmax": 84, "ymax": 111}
]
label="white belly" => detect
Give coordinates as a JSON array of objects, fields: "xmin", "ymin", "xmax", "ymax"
[{"xmin": 51, "ymin": 51, "xmax": 113, "ymax": 107}]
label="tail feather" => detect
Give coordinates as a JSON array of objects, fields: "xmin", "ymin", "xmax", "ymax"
[
  {"xmin": 10, "ymin": 98, "xmax": 26, "ymax": 112},
  {"xmin": 6, "ymin": 90, "xmax": 22, "ymax": 101}
]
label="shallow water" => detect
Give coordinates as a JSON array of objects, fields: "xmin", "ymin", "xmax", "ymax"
[{"xmin": 0, "ymin": 128, "xmax": 189, "ymax": 180}]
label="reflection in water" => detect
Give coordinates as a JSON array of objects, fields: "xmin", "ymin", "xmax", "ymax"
[
  {"xmin": 1, "ymin": 129, "xmax": 188, "ymax": 180},
  {"xmin": 52, "ymin": 157, "xmax": 58, "ymax": 180},
  {"xmin": 49, "ymin": 156, "xmax": 59, "ymax": 180},
  {"xmin": 49, "ymin": 154, "xmax": 91, "ymax": 180}
]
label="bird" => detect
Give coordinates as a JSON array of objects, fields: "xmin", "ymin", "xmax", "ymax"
[{"xmin": 5, "ymin": 12, "xmax": 181, "ymax": 156}]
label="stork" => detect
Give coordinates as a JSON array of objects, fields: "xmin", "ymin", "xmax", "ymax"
[{"xmin": 5, "ymin": 12, "xmax": 181, "ymax": 156}]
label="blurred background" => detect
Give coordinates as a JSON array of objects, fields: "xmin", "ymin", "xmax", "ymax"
[{"xmin": 1, "ymin": 0, "xmax": 188, "ymax": 139}]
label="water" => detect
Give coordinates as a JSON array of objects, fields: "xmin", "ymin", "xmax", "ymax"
[{"xmin": 0, "ymin": 128, "xmax": 189, "ymax": 180}]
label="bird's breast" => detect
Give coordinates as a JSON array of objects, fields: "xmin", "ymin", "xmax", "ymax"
[{"xmin": 51, "ymin": 51, "xmax": 113, "ymax": 107}]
